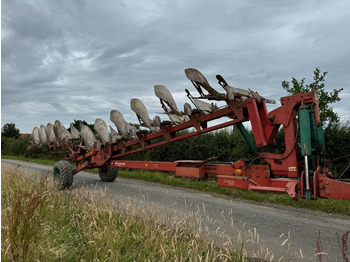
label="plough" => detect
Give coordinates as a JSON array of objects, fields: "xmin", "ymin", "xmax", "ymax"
[{"xmin": 30, "ymin": 68, "xmax": 350, "ymax": 200}]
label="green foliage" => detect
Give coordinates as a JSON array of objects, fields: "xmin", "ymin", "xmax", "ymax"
[
  {"xmin": 282, "ymin": 68, "xmax": 343, "ymax": 125},
  {"xmin": 2, "ymin": 155, "xmax": 58, "ymax": 166},
  {"xmin": 325, "ymin": 121, "xmax": 350, "ymax": 160},
  {"xmin": 71, "ymin": 119, "xmax": 95, "ymax": 133},
  {"xmin": 324, "ymin": 121, "xmax": 350, "ymax": 177},
  {"xmin": 3, "ymin": 155, "xmax": 350, "ymax": 216},
  {"xmin": 117, "ymin": 169, "xmax": 350, "ymax": 216},
  {"xmin": 1, "ymin": 137, "xmax": 30, "ymax": 157},
  {"xmin": 1, "ymin": 137, "xmax": 64, "ymax": 161},
  {"xmin": 121, "ymin": 127, "xmax": 256, "ymax": 162},
  {"xmin": 3, "ymin": 118, "xmax": 350, "ymax": 178},
  {"xmin": 1, "ymin": 123, "xmax": 20, "ymax": 138}
]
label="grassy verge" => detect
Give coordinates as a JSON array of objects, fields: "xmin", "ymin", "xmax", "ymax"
[
  {"xmin": 2, "ymin": 155, "xmax": 58, "ymax": 166},
  {"xmin": 2, "ymin": 166, "xmax": 254, "ymax": 261},
  {"xmin": 3, "ymin": 155, "xmax": 350, "ymax": 216},
  {"xmin": 118, "ymin": 169, "xmax": 350, "ymax": 216}
]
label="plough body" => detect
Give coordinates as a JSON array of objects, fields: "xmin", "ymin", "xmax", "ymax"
[{"xmin": 30, "ymin": 68, "xmax": 350, "ymax": 200}]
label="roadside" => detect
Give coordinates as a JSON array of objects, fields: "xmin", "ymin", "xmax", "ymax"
[
  {"xmin": 2, "ymin": 155, "xmax": 350, "ymax": 216},
  {"xmin": 2, "ymin": 164, "xmax": 247, "ymax": 261},
  {"xmin": 3, "ymin": 158, "xmax": 350, "ymax": 261}
]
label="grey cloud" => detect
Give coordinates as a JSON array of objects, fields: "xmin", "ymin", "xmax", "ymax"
[
  {"xmin": 2, "ymin": 0, "xmax": 350, "ymax": 133},
  {"xmin": 3, "ymin": 1, "xmax": 61, "ymax": 40}
]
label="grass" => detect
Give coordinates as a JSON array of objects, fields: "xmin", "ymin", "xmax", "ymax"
[
  {"xmin": 3, "ymin": 155, "xmax": 350, "ymax": 216},
  {"xmin": 2, "ymin": 155, "xmax": 58, "ymax": 166},
  {"xmin": 1, "ymin": 165, "xmax": 278, "ymax": 261},
  {"xmin": 118, "ymin": 169, "xmax": 350, "ymax": 216}
]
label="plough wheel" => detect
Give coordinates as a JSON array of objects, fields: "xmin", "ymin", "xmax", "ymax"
[
  {"xmin": 53, "ymin": 160, "xmax": 73, "ymax": 190},
  {"xmin": 98, "ymin": 165, "xmax": 118, "ymax": 182}
]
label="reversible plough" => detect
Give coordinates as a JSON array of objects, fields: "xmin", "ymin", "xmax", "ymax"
[{"xmin": 30, "ymin": 68, "xmax": 350, "ymax": 200}]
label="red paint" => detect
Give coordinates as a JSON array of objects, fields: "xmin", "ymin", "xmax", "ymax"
[{"xmin": 63, "ymin": 89, "xmax": 350, "ymax": 200}]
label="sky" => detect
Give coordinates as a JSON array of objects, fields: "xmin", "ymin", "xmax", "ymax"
[{"xmin": 2, "ymin": 0, "xmax": 350, "ymax": 133}]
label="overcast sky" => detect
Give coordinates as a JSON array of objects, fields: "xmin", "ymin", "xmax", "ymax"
[{"xmin": 2, "ymin": 0, "xmax": 350, "ymax": 133}]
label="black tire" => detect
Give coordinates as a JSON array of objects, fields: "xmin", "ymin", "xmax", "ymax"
[
  {"xmin": 98, "ymin": 165, "xmax": 118, "ymax": 182},
  {"xmin": 53, "ymin": 160, "xmax": 73, "ymax": 190}
]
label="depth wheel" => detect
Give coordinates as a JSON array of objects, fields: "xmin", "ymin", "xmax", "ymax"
[
  {"xmin": 53, "ymin": 160, "xmax": 73, "ymax": 190},
  {"xmin": 98, "ymin": 165, "xmax": 118, "ymax": 182}
]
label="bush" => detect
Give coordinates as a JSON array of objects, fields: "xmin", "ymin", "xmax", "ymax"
[
  {"xmin": 1, "ymin": 137, "xmax": 64, "ymax": 161},
  {"xmin": 120, "ymin": 127, "xmax": 256, "ymax": 162},
  {"xmin": 324, "ymin": 121, "xmax": 350, "ymax": 176},
  {"xmin": 2, "ymin": 122, "xmax": 350, "ymax": 176},
  {"xmin": 1, "ymin": 137, "xmax": 30, "ymax": 157}
]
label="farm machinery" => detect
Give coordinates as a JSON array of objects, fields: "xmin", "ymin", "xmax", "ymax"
[{"xmin": 30, "ymin": 68, "xmax": 350, "ymax": 200}]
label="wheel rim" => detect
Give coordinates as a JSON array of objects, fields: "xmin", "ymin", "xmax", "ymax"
[{"xmin": 54, "ymin": 168, "xmax": 60, "ymax": 181}]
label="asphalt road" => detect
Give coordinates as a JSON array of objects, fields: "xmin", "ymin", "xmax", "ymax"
[{"xmin": 2, "ymin": 159, "xmax": 350, "ymax": 261}]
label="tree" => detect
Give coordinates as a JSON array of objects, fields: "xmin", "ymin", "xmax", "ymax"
[
  {"xmin": 282, "ymin": 68, "xmax": 343, "ymax": 125},
  {"xmin": 1, "ymin": 123, "xmax": 20, "ymax": 138}
]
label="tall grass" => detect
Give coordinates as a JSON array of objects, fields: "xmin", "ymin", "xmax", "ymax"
[
  {"xmin": 5, "ymin": 165, "xmax": 347, "ymax": 261},
  {"xmin": 2, "ymin": 166, "xmax": 275, "ymax": 261}
]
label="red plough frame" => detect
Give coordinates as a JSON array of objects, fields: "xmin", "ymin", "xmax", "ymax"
[{"xmin": 66, "ymin": 89, "xmax": 350, "ymax": 200}]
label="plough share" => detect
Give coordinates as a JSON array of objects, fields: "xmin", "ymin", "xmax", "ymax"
[{"xmin": 30, "ymin": 68, "xmax": 350, "ymax": 200}]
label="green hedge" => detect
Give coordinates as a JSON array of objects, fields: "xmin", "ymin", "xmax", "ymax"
[
  {"xmin": 1, "ymin": 137, "xmax": 64, "ymax": 161},
  {"xmin": 120, "ymin": 127, "xmax": 255, "ymax": 162},
  {"xmin": 2, "ymin": 137, "xmax": 30, "ymax": 157},
  {"xmin": 2, "ymin": 123, "xmax": 350, "ymax": 177}
]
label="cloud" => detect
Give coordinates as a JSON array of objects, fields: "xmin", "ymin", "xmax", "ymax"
[{"xmin": 2, "ymin": 0, "xmax": 350, "ymax": 133}]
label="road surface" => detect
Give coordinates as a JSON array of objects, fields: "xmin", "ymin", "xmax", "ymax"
[{"xmin": 2, "ymin": 159, "xmax": 349, "ymax": 261}]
